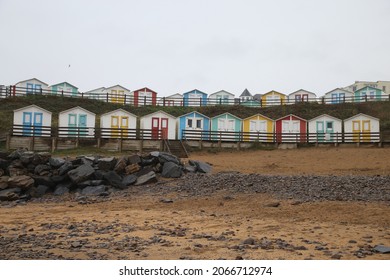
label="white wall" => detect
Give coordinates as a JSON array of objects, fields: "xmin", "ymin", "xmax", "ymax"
[
  {"xmin": 100, "ymin": 110, "xmax": 137, "ymax": 129},
  {"xmin": 140, "ymin": 112, "xmax": 176, "ymax": 139},
  {"xmin": 344, "ymin": 115, "xmax": 380, "ymax": 133},
  {"xmin": 288, "ymin": 90, "xmax": 317, "ymax": 104},
  {"xmin": 13, "ymin": 106, "xmax": 52, "ymax": 126},
  {"xmin": 58, "ymin": 108, "xmax": 95, "ymax": 137},
  {"xmin": 308, "ymin": 116, "xmax": 342, "ymax": 134}
]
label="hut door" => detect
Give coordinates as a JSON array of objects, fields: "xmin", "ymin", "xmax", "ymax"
[
  {"xmin": 33, "ymin": 112, "xmax": 43, "ymax": 136},
  {"xmin": 26, "ymin": 83, "xmax": 34, "ymax": 95},
  {"xmin": 302, "ymin": 94, "xmax": 308, "ymax": 102},
  {"xmin": 68, "ymin": 114, "xmax": 77, "ymax": 136},
  {"xmin": 151, "ymin": 117, "xmax": 160, "ymax": 139},
  {"xmin": 111, "ymin": 90, "xmax": 118, "ymax": 103},
  {"xmin": 118, "ymin": 90, "xmax": 124, "ymax": 104},
  {"xmin": 316, "ymin": 121, "xmax": 324, "ymax": 142},
  {"xmin": 188, "ymin": 93, "xmax": 200, "ymax": 106},
  {"xmin": 282, "ymin": 120, "xmax": 290, "ymax": 142},
  {"xmin": 120, "ymin": 117, "xmax": 129, "ymax": 138},
  {"xmin": 111, "ymin": 116, "xmax": 119, "ymax": 138},
  {"xmin": 78, "ymin": 114, "xmax": 87, "ymax": 136},
  {"xmin": 362, "ymin": 120, "xmax": 370, "ymax": 142},
  {"xmin": 22, "ymin": 112, "xmax": 32, "ymax": 136},
  {"xmin": 352, "ymin": 121, "xmax": 361, "ymax": 142},
  {"xmin": 161, "ymin": 118, "xmax": 168, "ymax": 139},
  {"xmin": 325, "ymin": 121, "xmax": 334, "ymax": 141}
]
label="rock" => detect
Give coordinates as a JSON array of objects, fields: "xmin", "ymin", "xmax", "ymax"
[
  {"xmin": 0, "ymin": 158, "xmax": 10, "ymax": 170},
  {"xmin": 98, "ymin": 157, "xmax": 117, "ymax": 171},
  {"xmin": 161, "ymin": 162, "xmax": 183, "ymax": 178},
  {"xmin": 7, "ymin": 160, "xmax": 28, "ymax": 177},
  {"xmin": 8, "ymin": 175, "xmax": 34, "ymax": 190},
  {"xmin": 54, "ymin": 183, "xmax": 71, "ymax": 196},
  {"xmin": 242, "ymin": 237, "xmax": 256, "ymax": 245},
  {"xmin": 8, "ymin": 148, "xmax": 28, "ymax": 160},
  {"xmin": 374, "ymin": 245, "xmax": 390, "ymax": 253},
  {"xmin": 150, "ymin": 151, "xmax": 160, "ymax": 157},
  {"xmin": 114, "ymin": 157, "xmax": 128, "ymax": 174},
  {"xmin": 0, "ymin": 176, "xmax": 9, "ymax": 190},
  {"xmin": 122, "ymin": 175, "xmax": 137, "ymax": 186},
  {"xmin": 189, "ymin": 160, "xmax": 212, "ymax": 173},
  {"xmin": 81, "ymin": 185, "xmax": 107, "ymax": 196},
  {"xmin": 103, "ymin": 171, "xmax": 125, "ymax": 189},
  {"xmin": 51, "ymin": 174, "xmax": 68, "ymax": 184},
  {"xmin": 0, "ymin": 188, "xmax": 21, "ymax": 201},
  {"xmin": 58, "ymin": 161, "xmax": 74, "ymax": 176},
  {"xmin": 30, "ymin": 185, "xmax": 50, "ymax": 198},
  {"xmin": 49, "ymin": 157, "xmax": 66, "ymax": 168},
  {"xmin": 331, "ymin": 253, "xmax": 342, "ymax": 259},
  {"xmin": 32, "ymin": 152, "xmax": 51, "ymax": 165},
  {"xmin": 78, "ymin": 180, "xmax": 104, "ymax": 188},
  {"xmin": 140, "ymin": 157, "xmax": 158, "ymax": 167},
  {"xmin": 125, "ymin": 163, "xmax": 140, "ymax": 175},
  {"xmin": 265, "ymin": 201, "xmax": 281, "ymax": 207},
  {"xmin": 184, "ymin": 165, "xmax": 197, "ymax": 173},
  {"xmin": 94, "ymin": 170, "xmax": 105, "ymax": 180},
  {"xmin": 34, "ymin": 164, "xmax": 51, "ymax": 176},
  {"xmin": 128, "ymin": 155, "xmax": 141, "ymax": 165},
  {"xmin": 136, "ymin": 166, "xmax": 154, "ymax": 177},
  {"xmin": 32, "ymin": 175, "xmax": 55, "ymax": 188},
  {"xmin": 160, "ymin": 198, "xmax": 174, "ymax": 203},
  {"xmin": 158, "ymin": 152, "xmax": 181, "ymax": 165},
  {"xmin": 0, "ymin": 168, "xmax": 4, "ymax": 177},
  {"xmin": 135, "ymin": 171, "xmax": 157, "ymax": 186},
  {"xmin": 67, "ymin": 164, "xmax": 95, "ymax": 184},
  {"xmin": 71, "ymin": 241, "xmax": 82, "ymax": 248}
]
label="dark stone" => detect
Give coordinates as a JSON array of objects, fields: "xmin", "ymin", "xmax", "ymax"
[
  {"xmin": 34, "ymin": 164, "xmax": 52, "ymax": 176},
  {"xmin": 7, "ymin": 160, "xmax": 28, "ymax": 177},
  {"xmin": 265, "ymin": 201, "xmax": 281, "ymax": 207},
  {"xmin": 374, "ymin": 245, "xmax": 390, "ymax": 253},
  {"xmin": 189, "ymin": 160, "xmax": 212, "ymax": 173},
  {"xmin": 242, "ymin": 237, "xmax": 256, "ymax": 245},
  {"xmin": 67, "ymin": 164, "xmax": 95, "ymax": 184},
  {"xmin": 0, "ymin": 176, "xmax": 9, "ymax": 190},
  {"xmin": 8, "ymin": 175, "xmax": 34, "ymax": 190},
  {"xmin": 8, "ymin": 148, "xmax": 28, "ymax": 160},
  {"xmin": 150, "ymin": 151, "xmax": 160, "ymax": 157},
  {"xmin": 32, "ymin": 152, "xmax": 51, "ymax": 165},
  {"xmin": 331, "ymin": 253, "xmax": 342, "ymax": 259},
  {"xmin": 58, "ymin": 161, "xmax": 74, "ymax": 176},
  {"xmin": 122, "ymin": 175, "xmax": 137, "ymax": 186},
  {"xmin": 128, "ymin": 155, "xmax": 141, "ymax": 165},
  {"xmin": 32, "ymin": 175, "xmax": 55, "ymax": 188},
  {"xmin": 49, "ymin": 157, "xmax": 66, "ymax": 168},
  {"xmin": 184, "ymin": 165, "xmax": 197, "ymax": 173},
  {"xmin": 81, "ymin": 185, "xmax": 107, "ymax": 196},
  {"xmin": 140, "ymin": 157, "xmax": 158, "ymax": 167},
  {"xmin": 114, "ymin": 157, "xmax": 128, "ymax": 174},
  {"xmin": 103, "ymin": 171, "xmax": 125, "ymax": 189},
  {"xmin": 160, "ymin": 198, "xmax": 174, "ymax": 203},
  {"xmin": 125, "ymin": 163, "xmax": 140, "ymax": 175},
  {"xmin": 51, "ymin": 174, "xmax": 68, "ymax": 184},
  {"xmin": 0, "ymin": 158, "xmax": 10, "ymax": 170},
  {"xmin": 78, "ymin": 180, "xmax": 104, "ymax": 188},
  {"xmin": 136, "ymin": 166, "xmax": 154, "ymax": 177},
  {"xmin": 0, "ymin": 188, "xmax": 21, "ymax": 201},
  {"xmin": 54, "ymin": 183, "xmax": 71, "ymax": 195},
  {"xmin": 30, "ymin": 185, "xmax": 50, "ymax": 198},
  {"xmin": 98, "ymin": 157, "xmax": 117, "ymax": 171},
  {"xmin": 94, "ymin": 170, "xmax": 105, "ymax": 180},
  {"xmin": 135, "ymin": 171, "xmax": 157, "ymax": 186},
  {"xmin": 161, "ymin": 162, "xmax": 183, "ymax": 178},
  {"xmin": 158, "ymin": 152, "xmax": 180, "ymax": 165}
]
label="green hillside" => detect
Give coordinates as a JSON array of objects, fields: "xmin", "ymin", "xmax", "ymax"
[{"xmin": 1, "ymin": 95, "xmax": 390, "ymax": 133}]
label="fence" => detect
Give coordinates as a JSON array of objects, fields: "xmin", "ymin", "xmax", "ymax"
[
  {"xmin": 2, "ymin": 85, "xmax": 390, "ymax": 107},
  {"xmin": 181, "ymin": 130, "xmax": 381, "ymax": 143}
]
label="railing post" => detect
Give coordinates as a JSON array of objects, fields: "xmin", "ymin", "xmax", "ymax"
[
  {"xmin": 40, "ymin": 88, "xmax": 43, "ymax": 95},
  {"xmin": 343, "ymin": 95, "xmax": 346, "ymax": 103},
  {"xmin": 144, "ymin": 96, "xmax": 146, "ymax": 106},
  {"xmin": 124, "ymin": 94, "xmax": 127, "ymax": 105},
  {"xmin": 61, "ymin": 90, "xmax": 64, "ymax": 97},
  {"xmin": 163, "ymin": 97, "xmax": 166, "ymax": 107},
  {"xmin": 106, "ymin": 92, "xmax": 109, "ymax": 103},
  {"xmin": 365, "ymin": 95, "xmax": 368, "ymax": 102},
  {"xmin": 200, "ymin": 97, "xmax": 202, "ymax": 107},
  {"xmin": 81, "ymin": 92, "xmax": 84, "ymax": 99}
]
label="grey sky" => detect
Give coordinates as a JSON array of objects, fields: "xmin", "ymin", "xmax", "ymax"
[{"xmin": 1, "ymin": 0, "xmax": 389, "ymax": 96}]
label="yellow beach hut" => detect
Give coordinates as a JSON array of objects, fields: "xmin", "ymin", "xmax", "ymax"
[
  {"xmin": 242, "ymin": 114, "xmax": 274, "ymax": 142},
  {"xmin": 261, "ymin": 90, "xmax": 287, "ymax": 107}
]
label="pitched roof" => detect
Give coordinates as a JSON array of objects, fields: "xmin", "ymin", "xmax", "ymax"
[
  {"xmin": 308, "ymin": 114, "xmax": 341, "ymax": 122},
  {"xmin": 288, "ymin": 89, "xmax": 317, "ymax": 96},
  {"xmin": 14, "ymin": 104, "xmax": 52, "ymax": 114},
  {"xmin": 344, "ymin": 113, "xmax": 379, "ymax": 122},
  {"xmin": 59, "ymin": 106, "xmax": 96, "ymax": 116},
  {"xmin": 323, "ymin": 88, "xmax": 353, "ymax": 96},
  {"xmin": 178, "ymin": 111, "xmax": 210, "ymax": 119},
  {"xmin": 15, "ymin": 78, "xmax": 49, "ymax": 86},
  {"xmin": 100, "ymin": 108, "xmax": 137, "ymax": 118},
  {"xmin": 240, "ymin": 88, "xmax": 252, "ymax": 97},
  {"xmin": 105, "ymin": 84, "xmax": 130, "ymax": 92},
  {"xmin": 182, "ymin": 89, "xmax": 208, "ymax": 96},
  {"xmin": 209, "ymin": 90, "xmax": 235, "ymax": 97}
]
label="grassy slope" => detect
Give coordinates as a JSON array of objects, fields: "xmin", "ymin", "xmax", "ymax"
[{"xmin": 1, "ymin": 95, "xmax": 390, "ymax": 133}]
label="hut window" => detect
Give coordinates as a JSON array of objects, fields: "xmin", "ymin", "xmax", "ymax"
[
  {"xmin": 196, "ymin": 119, "xmax": 202, "ymax": 129},
  {"xmin": 187, "ymin": 119, "xmax": 193, "ymax": 128},
  {"xmin": 326, "ymin": 122, "xmax": 333, "ymax": 129}
]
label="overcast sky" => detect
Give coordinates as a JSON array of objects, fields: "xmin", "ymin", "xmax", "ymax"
[{"xmin": 1, "ymin": 0, "xmax": 389, "ymax": 96}]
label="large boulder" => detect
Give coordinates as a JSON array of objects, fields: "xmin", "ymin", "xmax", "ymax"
[
  {"xmin": 49, "ymin": 157, "xmax": 66, "ymax": 168},
  {"xmin": 114, "ymin": 157, "xmax": 128, "ymax": 174},
  {"xmin": 125, "ymin": 163, "xmax": 140, "ymax": 175},
  {"xmin": 7, "ymin": 160, "xmax": 28, "ymax": 177},
  {"xmin": 0, "ymin": 158, "xmax": 10, "ymax": 171},
  {"xmin": 81, "ymin": 185, "xmax": 107, "ymax": 196},
  {"xmin": 8, "ymin": 175, "xmax": 34, "ymax": 190},
  {"xmin": 67, "ymin": 164, "xmax": 95, "ymax": 184},
  {"xmin": 32, "ymin": 175, "xmax": 56, "ymax": 188},
  {"xmin": 78, "ymin": 180, "xmax": 104, "ymax": 188},
  {"xmin": 0, "ymin": 176, "xmax": 9, "ymax": 190},
  {"xmin": 8, "ymin": 148, "xmax": 28, "ymax": 160},
  {"xmin": 0, "ymin": 188, "xmax": 21, "ymax": 201},
  {"xmin": 128, "ymin": 155, "xmax": 141, "ymax": 165},
  {"xmin": 98, "ymin": 157, "xmax": 117, "ymax": 171},
  {"xmin": 157, "ymin": 152, "xmax": 181, "ymax": 165},
  {"xmin": 58, "ymin": 161, "xmax": 74, "ymax": 176},
  {"xmin": 34, "ymin": 164, "xmax": 52, "ymax": 176},
  {"xmin": 189, "ymin": 160, "xmax": 212, "ymax": 173},
  {"xmin": 122, "ymin": 174, "xmax": 137, "ymax": 186},
  {"xmin": 30, "ymin": 185, "xmax": 50, "ymax": 198},
  {"xmin": 54, "ymin": 182, "xmax": 71, "ymax": 195},
  {"xmin": 161, "ymin": 162, "xmax": 183, "ymax": 178},
  {"xmin": 135, "ymin": 171, "xmax": 157, "ymax": 186},
  {"xmin": 103, "ymin": 171, "xmax": 125, "ymax": 189}
]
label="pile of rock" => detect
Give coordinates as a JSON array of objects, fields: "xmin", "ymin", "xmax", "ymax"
[{"xmin": 0, "ymin": 149, "xmax": 211, "ymax": 201}]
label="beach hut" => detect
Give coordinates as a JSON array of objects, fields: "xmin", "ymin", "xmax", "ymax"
[
  {"xmin": 354, "ymin": 86, "xmax": 387, "ymax": 102},
  {"xmin": 208, "ymin": 90, "xmax": 235, "ymax": 105},
  {"xmin": 343, "ymin": 113, "xmax": 380, "ymax": 143},
  {"xmin": 85, "ymin": 87, "xmax": 106, "ymax": 100},
  {"xmin": 14, "ymin": 78, "xmax": 49, "ymax": 95},
  {"xmin": 158, "ymin": 93, "xmax": 183, "ymax": 106},
  {"xmin": 178, "ymin": 111, "xmax": 210, "ymax": 140},
  {"xmin": 308, "ymin": 114, "xmax": 342, "ymax": 143},
  {"xmin": 210, "ymin": 112, "xmax": 242, "ymax": 141},
  {"xmin": 275, "ymin": 114, "xmax": 307, "ymax": 143},
  {"xmin": 105, "ymin": 85, "xmax": 130, "ymax": 104},
  {"xmin": 100, "ymin": 109, "xmax": 137, "ymax": 138},
  {"xmin": 58, "ymin": 106, "xmax": 96, "ymax": 137},
  {"xmin": 323, "ymin": 88, "xmax": 353, "ymax": 104},
  {"xmin": 242, "ymin": 114, "xmax": 274, "ymax": 142},
  {"xmin": 13, "ymin": 105, "xmax": 52, "ymax": 136},
  {"xmin": 261, "ymin": 90, "xmax": 287, "ymax": 107},
  {"xmin": 182, "ymin": 89, "xmax": 208, "ymax": 107},
  {"xmin": 131, "ymin": 87, "xmax": 157, "ymax": 106},
  {"xmin": 50, "ymin": 82, "xmax": 79, "ymax": 97},
  {"xmin": 288, "ymin": 89, "xmax": 317, "ymax": 104},
  {"xmin": 140, "ymin": 110, "xmax": 176, "ymax": 140}
]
